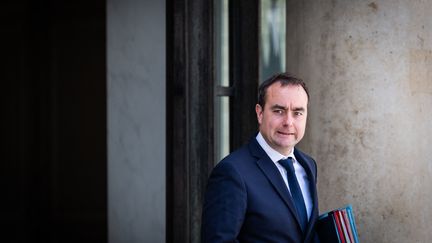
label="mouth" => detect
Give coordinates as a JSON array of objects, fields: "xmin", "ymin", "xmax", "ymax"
[{"xmin": 278, "ymin": 131, "xmax": 295, "ymax": 136}]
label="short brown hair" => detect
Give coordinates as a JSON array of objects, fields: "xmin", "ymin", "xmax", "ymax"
[{"xmin": 257, "ymin": 72, "xmax": 310, "ymax": 108}]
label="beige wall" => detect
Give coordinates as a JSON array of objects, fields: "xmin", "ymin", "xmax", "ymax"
[{"xmin": 287, "ymin": 1, "xmax": 432, "ymax": 242}]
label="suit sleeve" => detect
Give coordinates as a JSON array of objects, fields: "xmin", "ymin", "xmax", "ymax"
[{"xmin": 201, "ymin": 161, "xmax": 247, "ymax": 243}]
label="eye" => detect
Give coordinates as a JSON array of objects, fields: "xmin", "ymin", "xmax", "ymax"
[
  {"xmin": 273, "ymin": 109, "xmax": 284, "ymax": 115},
  {"xmin": 294, "ymin": 111, "xmax": 303, "ymax": 116}
]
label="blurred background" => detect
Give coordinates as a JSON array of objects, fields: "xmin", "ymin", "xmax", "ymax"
[{"xmin": 2, "ymin": 0, "xmax": 431, "ymax": 242}]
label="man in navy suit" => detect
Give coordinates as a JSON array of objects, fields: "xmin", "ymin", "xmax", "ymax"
[{"xmin": 202, "ymin": 72, "xmax": 320, "ymax": 243}]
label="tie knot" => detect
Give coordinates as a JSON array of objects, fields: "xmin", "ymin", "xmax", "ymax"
[{"xmin": 279, "ymin": 157, "xmax": 295, "ymax": 173}]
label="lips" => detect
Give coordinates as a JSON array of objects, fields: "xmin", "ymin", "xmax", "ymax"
[{"xmin": 278, "ymin": 131, "xmax": 295, "ymax": 136}]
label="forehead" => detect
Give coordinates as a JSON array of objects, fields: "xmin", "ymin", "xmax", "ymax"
[{"xmin": 265, "ymin": 83, "xmax": 309, "ymax": 106}]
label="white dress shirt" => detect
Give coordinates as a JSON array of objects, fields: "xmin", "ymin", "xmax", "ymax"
[{"xmin": 256, "ymin": 132, "xmax": 313, "ymax": 220}]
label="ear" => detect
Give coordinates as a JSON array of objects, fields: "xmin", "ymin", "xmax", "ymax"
[{"xmin": 255, "ymin": 104, "xmax": 263, "ymax": 125}]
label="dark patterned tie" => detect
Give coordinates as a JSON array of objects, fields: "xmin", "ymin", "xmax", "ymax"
[{"xmin": 279, "ymin": 157, "xmax": 308, "ymax": 231}]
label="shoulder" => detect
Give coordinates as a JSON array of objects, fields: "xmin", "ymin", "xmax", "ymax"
[
  {"xmin": 294, "ymin": 147, "xmax": 318, "ymax": 174},
  {"xmin": 215, "ymin": 144, "xmax": 255, "ymax": 172},
  {"xmin": 295, "ymin": 148, "xmax": 316, "ymax": 163},
  {"xmin": 210, "ymin": 138, "xmax": 264, "ymax": 179}
]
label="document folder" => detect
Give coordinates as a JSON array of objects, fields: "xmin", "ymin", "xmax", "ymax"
[{"xmin": 316, "ymin": 205, "xmax": 359, "ymax": 243}]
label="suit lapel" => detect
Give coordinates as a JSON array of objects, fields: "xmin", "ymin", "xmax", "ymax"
[
  {"xmin": 248, "ymin": 138, "xmax": 303, "ymax": 228},
  {"xmin": 256, "ymin": 158, "xmax": 300, "ymax": 219},
  {"xmin": 295, "ymin": 148, "xmax": 319, "ymax": 241},
  {"xmin": 249, "ymin": 137, "xmax": 320, "ymax": 240}
]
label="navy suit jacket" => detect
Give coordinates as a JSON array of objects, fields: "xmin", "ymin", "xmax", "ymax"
[{"xmin": 202, "ymin": 137, "xmax": 320, "ymax": 243}]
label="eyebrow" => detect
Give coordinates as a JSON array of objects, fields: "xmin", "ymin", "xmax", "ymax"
[{"xmin": 271, "ymin": 104, "xmax": 305, "ymax": 112}]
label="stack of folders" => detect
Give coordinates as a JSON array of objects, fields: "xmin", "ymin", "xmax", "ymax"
[{"xmin": 316, "ymin": 204, "xmax": 359, "ymax": 243}]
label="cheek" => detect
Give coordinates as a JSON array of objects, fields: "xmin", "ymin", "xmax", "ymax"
[
  {"xmin": 297, "ymin": 121, "xmax": 307, "ymax": 131},
  {"xmin": 269, "ymin": 118, "xmax": 282, "ymax": 130}
]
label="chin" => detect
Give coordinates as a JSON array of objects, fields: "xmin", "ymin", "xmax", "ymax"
[
  {"xmin": 279, "ymin": 139, "xmax": 297, "ymax": 145},
  {"xmin": 276, "ymin": 142, "xmax": 296, "ymax": 150}
]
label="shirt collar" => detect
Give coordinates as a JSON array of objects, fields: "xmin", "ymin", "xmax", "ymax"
[{"xmin": 256, "ymin": 132, "xmax": 296, "ymax": 163}]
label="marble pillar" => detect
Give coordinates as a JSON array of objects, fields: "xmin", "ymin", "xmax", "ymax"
[{"xmin": 107, "ymin": 0, "xmax": 166, "ymax": 242}]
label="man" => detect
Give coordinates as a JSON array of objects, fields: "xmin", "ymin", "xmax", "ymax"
[{"xmin": 201, "ymin": 72, "xmax": 320, "ymax": 243}]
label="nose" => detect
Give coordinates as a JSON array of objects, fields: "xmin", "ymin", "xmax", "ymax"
[{"xmin": 283, "ymin": 113, "xmax": 294, "ymax": 126}]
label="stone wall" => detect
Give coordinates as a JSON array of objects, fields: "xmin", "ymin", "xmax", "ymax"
[{"xmin": 287, "ymin": 1, "xmax": 432, "ymax": 242}]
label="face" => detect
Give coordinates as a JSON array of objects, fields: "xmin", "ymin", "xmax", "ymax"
[{"xmin": 256, "ymin": 82, "xmax": 308, "ymax": 155}]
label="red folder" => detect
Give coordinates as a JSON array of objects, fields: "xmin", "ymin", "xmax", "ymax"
[{"xmin": 333, "ymin": 211, "xmax": 345, "ymax": 243}]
